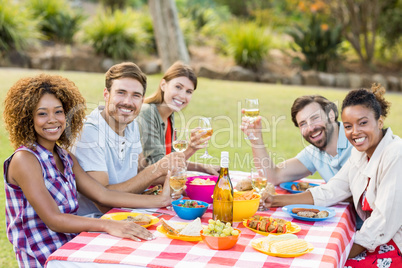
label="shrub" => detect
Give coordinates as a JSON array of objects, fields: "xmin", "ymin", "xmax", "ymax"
[
  {"xmin": 0, "ymin": 0, "xmax": 41, "ymax": 55},
  {"xmin": 135, "ymin": 9, "xmax": 157, "ymax": 54},
  {"xmin": 176, "ymin": 0, "xmax": 231, "ymax": 45},
  {"xmin": 287, "ymin": 14, "xmax": 343, "ymax": 72},
  {"xmin": 221, "ymin": 21, "xmax": 271, "ymax": 70},
  {"xmin": 27, "ymin": 0, "xmax": 83, "ymax": 44},
  {"xmin": 84, "ymin": 8, "xmax": 146, "ymax": 59}
]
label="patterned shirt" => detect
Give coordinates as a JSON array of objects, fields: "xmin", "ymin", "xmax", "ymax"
[{"xmin": 4, "ymin": 144, "xmax": 79, "ymax": 267}]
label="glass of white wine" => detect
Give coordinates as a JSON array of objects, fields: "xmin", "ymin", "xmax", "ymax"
[
  {"xmin": 244, "ymin": 98, "xmax": 260, "ymax": 140},
  {"xmin": 167, "ymin": 167, "xmax": 187, "ymax": 210},
  {"xmin": 250, "ymin": 167, "xmax": 268, "ymax": 211},
  {"xmin": 173, "ymin": 128, "xmax": 188, "ymax": 152},
  {"xmin": 198, "ymin": 117, "xmax": 213, "ymax": 159}
]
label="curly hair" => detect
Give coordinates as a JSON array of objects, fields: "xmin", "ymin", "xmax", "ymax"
[
  {"xmin": 291, "ymin": 95, "xmax": 338, "ymax": 127},
  {"xmin": 341, "ymin": 83, "xmax": 390, "ymax": 120},
  {"xmin": 3, "ymin": 74, "xmax": 87, "ymax": 150}
]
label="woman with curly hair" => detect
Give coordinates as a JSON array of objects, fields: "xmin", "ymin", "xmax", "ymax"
[
  {"xmin": 3, "ymin": 74, "xmax": 173, "ymax": 267},
  {"xmin": 263, "ymin": 84, "xmax": 402, "ymax": 267}
]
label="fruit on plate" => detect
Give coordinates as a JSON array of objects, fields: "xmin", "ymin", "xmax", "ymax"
[
  {"xmin": 202, "ymin": 219, "xmax": 239, "ymax": 237},
  {"xmin": 246, "ymin": 215, "xmax": 291, "ymax": 234}
]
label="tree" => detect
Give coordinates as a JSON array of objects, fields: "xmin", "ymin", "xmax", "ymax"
[
  {"xmin": 148, "ymin": 0, "xmax": 190, "ymax": 72},
  {"xmin": 324, "ymin": 0, "xmax": 388, "ymax": 65}
]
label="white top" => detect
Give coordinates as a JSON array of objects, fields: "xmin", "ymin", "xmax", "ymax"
[
  {"xmin": 72, "ymin": 106, "xmax": 142, "ymax": 216},
  {"xmin": 309, "ymin": 128, "xmax": 402, "ymax": 252}
]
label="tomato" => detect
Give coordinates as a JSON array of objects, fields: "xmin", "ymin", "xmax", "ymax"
[{"xmin": 270, "ymin": 221, "xmax": 278, "ymax": 233}]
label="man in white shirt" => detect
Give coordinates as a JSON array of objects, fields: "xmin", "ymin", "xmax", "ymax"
[{"xmin": 73, "ymin": 62, "xmax": 185, "ymax": 217}]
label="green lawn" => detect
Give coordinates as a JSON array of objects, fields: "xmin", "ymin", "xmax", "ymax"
[{"xmin": 1, "ymin": 68, "xmax": 401, "ymax": 266}]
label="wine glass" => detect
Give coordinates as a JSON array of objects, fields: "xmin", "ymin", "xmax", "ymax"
[
  {"xmin": 250, "ymin": 167, "xmax": 268, "ymax": 211},
  {"xmin": 198, "ymin": 117, "xmax": 213, "ymax": 159},
  {"xmin": 167, "ymin": 167, "xmax": 187, "ymax": 210},
  {"xmin": 173, "ymin": 128, "xmax": 189, "ymax": 153},
  {"xmin": 244, "ymin": 98, "xmax": 260, "ymax": 140}
]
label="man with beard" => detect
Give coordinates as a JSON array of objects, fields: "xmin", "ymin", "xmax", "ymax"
[
  {"xmin": 72, "ymin": 62, "xmax": 185, "ymax": 217},
  {"xmin": 241, "ymin": 95, "xmax": 353, "ymax": 185}
]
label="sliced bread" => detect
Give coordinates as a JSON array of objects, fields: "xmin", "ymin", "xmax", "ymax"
[{"xmin": 179, "ymin": 218, "xmax": 202, "ymax": 236}]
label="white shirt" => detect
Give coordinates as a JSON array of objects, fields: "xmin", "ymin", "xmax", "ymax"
[
  {"xmin": 309, "ymin": 128, "xmax": 402, "ymax": 252},
  {"xmin": 72, "ymin": 106, "xmax": 142, "ymax": 216}
]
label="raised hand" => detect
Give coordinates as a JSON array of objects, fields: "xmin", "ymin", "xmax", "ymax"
[
  {"xmin": 240, "ymin": 109, "xmax": 262, "ymax": 140},
  {"xmin": 189, "ymin": 127, "xmax": 211, "ymax": 150}
]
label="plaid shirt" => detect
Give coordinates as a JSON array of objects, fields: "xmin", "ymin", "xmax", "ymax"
[{"xmin": 4, "ymin": 144, "xmax": 79, "ymax": 267}]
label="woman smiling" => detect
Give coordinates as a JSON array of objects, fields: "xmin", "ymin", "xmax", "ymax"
[
  {"xmin": 136, "ymin": 61, "xmax": 219, "ymax": 174},
  {"xmin": 263, "ymin": 84, "xmax": 402, "ymax": 267}
]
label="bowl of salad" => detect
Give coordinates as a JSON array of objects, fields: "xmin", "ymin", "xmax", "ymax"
[{"xmin": 172, "ymin": 199, "xmax": 209, "ymax": 220}]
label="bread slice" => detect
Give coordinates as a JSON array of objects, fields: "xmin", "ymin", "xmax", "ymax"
[
  {"xmin": 270, "ymin": 239, "xmax": 308, "ymax": 254},
  {"xmin": 124, "ymin": 214, "xmax": 152, "ymax": 226},
  {"xmin": 160, "ymin": 218, "xmax": 184, "ymax": 235},
  {"xmin": 179, "ymin": 218, "xmax": 202, "ymax": 237}
]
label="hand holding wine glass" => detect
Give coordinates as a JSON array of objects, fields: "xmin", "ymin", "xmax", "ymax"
[
  {"xmin": 250, "ymin": 167, "xmax": 268, "ymax": 211},
  {"xmin": 173, "ymin": 128, "xmax": 189, "ymax": 153},
  {"xmin": 243, "ymin": 99, "xmax": 260, "ymax": 140},
  {"xmin": 167, "ymin": 167, "xmax": 187, "ymax": 210},
  {"xmin": 198, "ymin": 117, "xmax": 213, "ymax": 159}
]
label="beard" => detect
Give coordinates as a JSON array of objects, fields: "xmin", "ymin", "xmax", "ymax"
[
  {"xmin": 303, "ymin": 121, "xmax": 335, "ymax": 151},
  {"xmin": 106, "ymin": 103, "xmax": 137, "ymax": 125}
]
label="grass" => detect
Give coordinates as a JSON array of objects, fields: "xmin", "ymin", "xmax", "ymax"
[{"xmin": 1, "ymin": 68, "xmax": 402, "ymax": 266}]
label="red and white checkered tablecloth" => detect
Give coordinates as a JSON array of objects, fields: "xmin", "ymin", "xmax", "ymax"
[{"xmin": 46, "ymin": 171, "xmax": 356, "ymax": 268}]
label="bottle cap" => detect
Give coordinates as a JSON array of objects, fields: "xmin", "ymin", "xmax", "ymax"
[{"xmin": 221, "ymin": 151, "xmax": 229, "ymax": 168}]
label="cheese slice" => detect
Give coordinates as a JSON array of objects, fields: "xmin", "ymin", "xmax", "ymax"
[
  {"xmin": 270, "ymin": 239, "xmax": 308, "ymax": 254},
  {"xmin": 260, "ymin": 234, "xmax": 298, "ymax": 252}
]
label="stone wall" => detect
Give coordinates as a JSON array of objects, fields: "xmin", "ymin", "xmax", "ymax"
[
  {"xmin": 197, "ymin": 64, "xmax": 402, "ymax": 92},
  {"xmin": 1, "ymin": 47, "xmax": 401, "ymax": 92}
]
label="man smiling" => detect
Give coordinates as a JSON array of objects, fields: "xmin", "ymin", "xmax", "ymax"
[
  {"xmin": 242, "ymin": 95, "xmax": 353, "ymax": 185},
  {"xmin": 73, "ymin": 62, "xmax": 185, "ymax": 217}
]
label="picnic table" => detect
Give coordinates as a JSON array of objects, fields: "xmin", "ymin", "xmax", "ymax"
[{"xmin": 46, "ymin": 171, "xmax": 356, "ymax": 268}]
